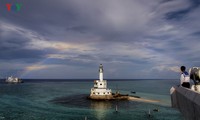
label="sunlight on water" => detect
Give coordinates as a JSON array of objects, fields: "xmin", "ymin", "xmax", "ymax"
[{"xmin": 91, "ymin": 102, "xmax": 110, "ymax": 120}]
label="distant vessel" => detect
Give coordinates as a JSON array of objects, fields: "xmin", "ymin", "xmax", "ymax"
[
  {"xmin": 131, "ymin": 91, "xmax": 136, "ymax": 94},
  {"xmin": 5, "ymin": 76, "xmax": 22, "ymax": 83}
]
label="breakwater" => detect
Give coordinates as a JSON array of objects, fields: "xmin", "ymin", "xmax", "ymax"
[{"xmin": 170, "ymin": 86, "xmax": 200, "ymax": 120}]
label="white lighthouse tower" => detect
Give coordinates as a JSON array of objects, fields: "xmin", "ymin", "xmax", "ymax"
[
  {"xmin": 90, "ymin": 64, "xmax": 112, "ymax": 99},
  {"xmin": 99, "ymin": 64, "xmax": 103, "ymax": 82}
]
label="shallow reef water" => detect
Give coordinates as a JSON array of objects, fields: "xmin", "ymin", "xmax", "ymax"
[{"xmin": 0, "ymin": 79, "xmax": 183, "ymax": 120}]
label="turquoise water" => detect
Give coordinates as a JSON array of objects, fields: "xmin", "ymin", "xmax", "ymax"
[{"xmin": 0, "ymin": 79, "xmax": 183, "ymax": 120}]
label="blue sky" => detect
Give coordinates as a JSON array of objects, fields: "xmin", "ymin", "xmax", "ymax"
[{"xmin": 0, "ymin": 0, "xmax": 200, "ymax": 79}]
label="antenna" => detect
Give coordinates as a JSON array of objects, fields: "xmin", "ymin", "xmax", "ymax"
[
  {"xmin": 148, "ymin": 109, "xmax": 151, "ymax": 118},
  {"xmin": 116, "ymin": 84, "xmax": 119, "ymax": 95},
  {"xmin": 115, "ymin": 105, "xmax": 118, "ymax": 112}
]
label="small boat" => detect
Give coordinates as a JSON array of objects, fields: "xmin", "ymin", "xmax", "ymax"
[
  {"xmin": 131, "ymin": 91, "xmax": 136, "ymax": 94},
  {"xmin": 5, "ymin": 76, "xmax": 22, "ymax": 83},
  {"xmin": 153, "ymin": 108, "xmax": 159, "ymax": 112}
]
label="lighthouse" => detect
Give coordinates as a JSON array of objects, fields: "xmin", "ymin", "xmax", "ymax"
[
  {"xmin": 89, "ymin": 64, "xmax": 113, "ymax": 100},
  {"xmin": 99, "ymin": 64, "xmax": 103, "ymax": 81}
]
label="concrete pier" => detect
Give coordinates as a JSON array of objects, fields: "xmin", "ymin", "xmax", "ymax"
[{"xmin": 170, "ymin": 86, "xmax": 200, "ymax": 120}]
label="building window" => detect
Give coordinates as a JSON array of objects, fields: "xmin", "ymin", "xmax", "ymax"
[
  {"xmin": 100, "ymin": 84, "xmax": 102, "ymax": 85},
  {"xmin": 103, "ymin": 92, "xmax": 105, "ymax": 94},
  {"xmin": 93, "ymin": 92, "xmax": 95, "ymax": 94},
  {"xmin": 98, "ymin": 93, "xmax": 99, "ymax": 94},
  {"xmin": 107, "ymin": 92, "xmax": 109, "ymax": 94}
]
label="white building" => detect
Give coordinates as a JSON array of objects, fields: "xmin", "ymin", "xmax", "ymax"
[{"xmin": 90, "ymin": 64, "xmax": 112, "ymax": 98}]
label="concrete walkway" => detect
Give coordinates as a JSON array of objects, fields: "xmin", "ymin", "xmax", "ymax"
[{"xmin": 170, "ymin": 86, "xmax": 200, "ymax": 120}]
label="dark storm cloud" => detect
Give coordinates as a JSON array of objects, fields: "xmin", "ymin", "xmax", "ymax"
[
  {"xmin": 1, "ymin": 0, "xmax": 152, "ymax": 43},
  {"xmin": 165, "ymin": 0, "xmax": 200, "ymax": 20},
  {"xmin": 190, "ymin": 31, "xmax": 200, "ymax": 36},
  {"xmin": 0, "ymin": 38, "xmax": 27, "ymax": 50},
  {"xmin": 0, "ymin": 68, "xmax": 24, "ymax": 78},
  {"xmin": 1, "ymin": 0, "xmax": 78, "ymax": 37},
  {"xmin": 0, "ymin": 0, "xmax": 200, "ymax": 79},
  {"xmin": 66, "ymin": 26, "xmax": 90, "ymax": 34},
  {"xmin": 0, "ymin": 25, "xmax": 50, "ymax": 62},
  {"xmin": 43, "ymin": 53, "xmax": 150, "ymax": 68},
  {"xmin": 0, "ymin": 48, "xmax": 46, "ymax": 61},
  {"xmin": 160, "ymin": 0, "xmax": 174, "ymax": 4}
]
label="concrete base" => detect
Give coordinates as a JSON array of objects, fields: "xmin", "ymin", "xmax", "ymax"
[
  {"xmin": 88, "ymin": 93, "xmax": 129, "ymax": 100},
  {"xmin": 170, "ymin": 86, "xmax": 200, "ymax": 120},
  {"xmin": 89, "ymin": 94, "xmax": 114, "ymax": 100}
]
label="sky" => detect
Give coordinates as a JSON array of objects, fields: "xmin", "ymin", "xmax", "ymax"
[{"xmin": 0, "ymin": 0, "xmax": 200, "ymax": 79}]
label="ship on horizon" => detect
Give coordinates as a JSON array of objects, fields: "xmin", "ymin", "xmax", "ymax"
[{"xmin": 5, "ymin": 76, "xmax": 23, "ymax": 83}]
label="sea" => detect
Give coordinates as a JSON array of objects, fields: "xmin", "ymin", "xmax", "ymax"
[{"xmin": 0, "ymin": 79, "xmax": 183, "ymax": 120}]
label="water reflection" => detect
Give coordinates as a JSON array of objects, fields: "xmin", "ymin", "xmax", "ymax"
[
  {"xmin": 90, "ymin": 101, "xmax": 112, "ymax": 109},
  {"xmin": 51, "ymin": 94, "xmax": 117, "ymax": 119},
  {"xmin": 51, "ymin": 94, "xmax": 133, "ymax": 119},
  {"xmin": 90, "ymin": 101, "xmax": 112, "ymax": 120}
]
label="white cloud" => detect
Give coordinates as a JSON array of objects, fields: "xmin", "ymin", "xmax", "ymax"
[
  {"xmin": 169, "ymin": 66, "xmax": 180, "ymax": 73},
  {"xmin": 47, "ymin": 54, "xmax": 67, "ymax": 59},
  {"xmin": 151, "ymin": 65, "xmax": 180, "ymax": 73},
  {"xmin": 101, "ymin": 0, "xmax": 151, "ymax": 31},
  {"xmin": 0, "ymin": 21, "xmax": 94, "ymax": 52},
  {"xmin": 28, "ymin": 40, "xmax": 92, "ymax": 52},
  {"xmin": 25, "ymin": 65, "xmax": 49, "ymax": 71}
]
